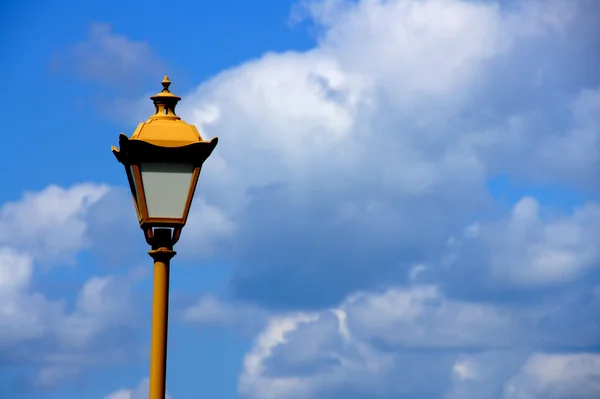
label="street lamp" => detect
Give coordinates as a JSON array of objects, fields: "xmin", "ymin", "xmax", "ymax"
[{"xmin": 111, "ymin": 76, "xmax": 218, "ymax": 399}]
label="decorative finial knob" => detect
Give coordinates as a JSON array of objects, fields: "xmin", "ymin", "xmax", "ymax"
[
  {"xmin": 161, "ymin": 76, "xmax": 171, "ymax": 92},
  {"xmin": 149, "ymin": 76, "xmax": 181, "ymax": 121}
]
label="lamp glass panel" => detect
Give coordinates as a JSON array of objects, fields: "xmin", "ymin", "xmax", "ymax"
[
  {"xmin": 140, "ymin": 162, "xmax": 194, "ymax": 219},
  {"xmin": 129, "ymin": 165, "xmax": 139, "ymax": 202},
  {"xmin": 128, "ymin": 165, "xmax": 142, "ymax": 220}
]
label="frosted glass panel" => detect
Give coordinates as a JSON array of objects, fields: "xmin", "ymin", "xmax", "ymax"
[{"xmin": 140, "ymin": 162, "xmax": 194, "ymax": 218}]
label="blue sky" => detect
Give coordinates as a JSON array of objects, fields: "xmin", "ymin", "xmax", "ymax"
[{"xmin": 1, "ymin": 0, "xmax": 599, "ymax": 398}]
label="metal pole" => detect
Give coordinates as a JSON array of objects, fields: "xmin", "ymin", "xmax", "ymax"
[{"xmin": 148, "ymin": 246, "xmax": 175, "ymax": 399}]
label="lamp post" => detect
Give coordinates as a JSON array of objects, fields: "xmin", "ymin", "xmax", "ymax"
[{"xmin": 111, "ymin": 76, "xmax": 218, "ymax": 399}]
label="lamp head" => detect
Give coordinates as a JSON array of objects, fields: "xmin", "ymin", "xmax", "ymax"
[{"xmin": 111, "ymin": 77, "xmax": 218, "ymax": 246}]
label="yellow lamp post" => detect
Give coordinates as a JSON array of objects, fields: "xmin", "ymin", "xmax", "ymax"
[{"xmin": 111, "ymin": 76, "xmax": 218, "ymax": 399}]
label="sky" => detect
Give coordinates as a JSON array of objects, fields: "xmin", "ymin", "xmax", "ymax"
[{"xmin": 1, "ymin": 0, "xmax": 599, "ymax": 398}]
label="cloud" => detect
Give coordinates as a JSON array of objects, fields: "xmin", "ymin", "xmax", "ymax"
[
  {"xmin": 157, "ymin": 3, "xmax": 599, "ymax": 396},
  {"xmin": 0, "ymin": 180, "xmax": 228, "ymax": 393},
  {"xmin": 56, "ymin": 274, "xmax": 139, "ymax": 348},
  {"xmin": 502, "ymin": 353, "xmax": 600, "ymax": 399},
  {"xmin": 0, "ymin": 183, "xmax": 126, "ymax": 389},
  {"xmin": 176, "ymin": 198, "xmax": 235, "ymax": 260},
  {"xmin": 0, "ymin": 183, "xmax": 145, "ymax": 390},
  {"xmin": 65, "ymin": 23, "xmax": 166, "ymax": 90},
  {"xmin": 84, "ymin": 186, "xmax": 145, "ymax": 267},
  {"xmin": 164, "ymin": 0, "xmax": 600, "ymax": 312},
  {"xmin": 451, "ymin": 197, "xmax": 600, "ymax": 287},
  {"xmin": 238, "ymin": 290, "xmax": 461, "ymax": 399},
  {"xmin": 183, "ymin": 294, "xmax": 239, "ymax": 326},
  {"xmin": 104, "ymin": 377, "xmax": 173, "ymax": 399},
  {"xmin": 238, "ymin": 281, "xmax": 600, "ymax": 399},
  {"xmin": 532, "ymin": 87, "xmax": 600, "ymax": 188},
  {"xmin": 0, "ymin": 260, "xmax": 141, "ymax": 387},
  {"xmin": 182, "ymin": 294, "xmax": 268, "ymax": 333},
  {"xmin": 0, "ymin": 183, "xmax": 109, "ymax": 263},
  {"xmin": 85, "ymin": 186, "xmax": 235, "ymax": 264},
  {"xmin": 53, "ymin": 23, "xmax": 172, "ymax": 123},
  {"xmin": 445, "ymin": 352, "xmax": 524, "ymax": 399},
  {"xmin": 47, "ymin": 0, "xmax": 599, "ymax": 397},
  {"xmin": 0, "ymin": 248, "xmax": 57, "ymax": 346},
  {"xmin": 343, "ymin": 285, "xmax": 518, "ymax": 348}
]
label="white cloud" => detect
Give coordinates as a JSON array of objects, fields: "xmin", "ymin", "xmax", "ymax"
[
  {"xmin": 0, "ymin": 247, "xmax": 33, "ymax": 293},
  {"xmin": 184, "ymin": 294, "xmax": 236, "ymax": 326},
  {"xmin": 183, "ymin": 294, "xmax": 261, "ymax": 326},
  {"xmin": 0, "ymin": 183, "xmax": 109, "ymax": 263},
  {"xmin": 238, "ymin": 282, "xmax": 600, "ymax": 399},
  {"xmin": 32, "ymin": 270, "xmax": 142, "ymax": 387},
  {"xmin": 0, "ymin": 234, "xmax": 141, "ymax": 387},
  {"xmin": 444, "ymin": 351, "xmax": 531, "ymax": 399},
  {"xmin": 67, "ymin": 23, "xmax": 166, "ymax": 90},
  {"xmin": 452, "ymin": 358, "xmax": 477, "ymax": 381},
  {"xmin": 453, "ymin": 197, "xmax": 600, "ymax": 286},
  {"xmin": 104, "ymin": 377, "xmax": 173, "ymax": 399},
  {"xmin": 172, "ymin": 0, "xmax": 596, "ymax": 290},
  {"xmin": 176, "ymin": 198, "xmax": 235, "ymax": 259},
  {"xmin": 308, "ymin": 0, "xmax": 508, "ymax": 107},
  {"xmin": 159, "ymin": 4, "xmax": 600, "ymax": 396},
  {"xmin": 181, "ymin": 50, "xmax": 372, "ymax": 215},
  {"xmin": 533, "ymin": 87, "xmax": 600, "ymax": 187},
  {"xmin": 0, "ymin": 248, "xmax": 59, "ymax": 346},
  {"xmin": 343, "ymin": 285, "xmax": 520, "ymax": 348},
  {"xmin": 57, "ymin": 274, "xmax": 138, "ymax": 347},
  {"xmin": 239, "ymin": 313, "xmax": 322, "ymax": 399},
  {"xmin": 182, "ymin": 295, "xmax": 272, "ymax": 343},
  {"xmin": 235, "ymin": 286, "xmax": 447, "ymax": 398},
  {"xmin": 502, "ymin": 353, "xmax": 600, "ymax": 399},
  {"xmin": 238, "ymin": 288, "xmax": 445, "ymax": 398}
]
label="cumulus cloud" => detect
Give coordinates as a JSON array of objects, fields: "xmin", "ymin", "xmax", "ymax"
[
  {"xmin": 238, "ymin": 292, "xmax": 455, "ymax": 399},
  {"xmin": 0, "ymin": 248, "xmax": 58, "ymax": 346},
  {"xmin": 0, "ymin": 183, "xmax": 109, "ymax": 263},
  {"xmin": 35, "ymin": 0, "xmax": 598, "ymax": 397},
  {"xmin": 0, "ymin": 178, "xmax": 228, "ymax": 393},
  {"xmin": 455, "ymin": 197, "xmax": 600, "ymax": 287},
  {"xmin": 168, "ymin": 0, "xmax": 600, "ymax": 312},
  {"xmin": 0, "ymin": 183, "xmax": 145, "ymax": 390},
  {"xmin": 161, "ymin": 0, "xmax": 600, "ymax": 398},
  {"xmin": 238, "ymin": 282, "xmax": 600, "ymax": 399},
  {"xmin": 0, "ymin": 245, "xmax": 142, "ymax": 388}
]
